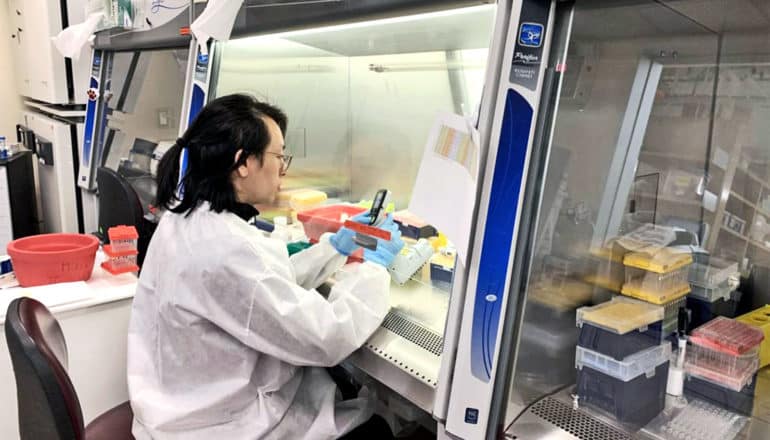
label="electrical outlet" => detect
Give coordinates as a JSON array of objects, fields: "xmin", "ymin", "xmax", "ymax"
[{"xmin": 158, "ymin": 109, "xmax": 170, "ymax": 128}]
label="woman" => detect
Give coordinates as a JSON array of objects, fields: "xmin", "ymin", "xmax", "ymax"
[{"xmin": 127, "ymin": 94, "xmax": 403, "ymax": 439}]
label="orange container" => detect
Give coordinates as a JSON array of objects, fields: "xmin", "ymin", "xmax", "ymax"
[
  {"xmin": 7, "ymin": 233, "xmax": 99, "ymax": 287},
  {"xmin": 297, "ymin": 205, "xmax": 368, "ymax": 262},
  {"xmin": 107, "ymin": 225, "xmax": 139, "ymax": 253},
  {"xmin": 296, "ymin": 205, "xmax": 367, "ymax": 242},
  {"xmin": 101, "ymin": 244, "xmax": 139, "ymax": 275}
]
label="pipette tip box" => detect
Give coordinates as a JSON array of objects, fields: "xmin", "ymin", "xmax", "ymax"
[{"xmin": 576, "ymin": 344, "xmax": 670, "ymax": 427}]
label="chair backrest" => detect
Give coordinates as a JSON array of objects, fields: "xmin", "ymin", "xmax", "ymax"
[
  {"xmin": 96, "ymin": 167, "xmax": 144, "ymax": 240},
  {"xmin": 4, "ymin": 298, "xmax": 85, "ymax": 440}
]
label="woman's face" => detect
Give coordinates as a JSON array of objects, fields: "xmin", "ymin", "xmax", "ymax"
[{"xmin": 233, "ymin": 116, "xmax": 286, "ymax": 206}]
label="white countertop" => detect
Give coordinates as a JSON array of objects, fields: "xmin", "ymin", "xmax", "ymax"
[
  {"xmin": 0, "ymin": 250, "xmax": 449, "ymax": 332},
  {"xmin": 0, "ymin": 251, "xmax": 137, "ymax": 325}
]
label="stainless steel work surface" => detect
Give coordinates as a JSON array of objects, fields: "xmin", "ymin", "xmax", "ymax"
[
  {"xmin": 347, "ymin": 266, "xmax": 452, "ymax": 413},
  {"xmin": 507, "ymin": 387, "xmax": 770, "ymax": 440}
]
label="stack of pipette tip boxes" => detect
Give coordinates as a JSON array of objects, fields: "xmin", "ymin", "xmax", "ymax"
[
  {"xmin": 575, "ymin": 296, "xmax": 671, "ymax": 428},
  {"xmin": 101, "ymin": 225, "xmax": 140, "ymax": 275},
  {"xmin": 621, "ymin": 248, "xmax": 692, "ymax": 339},
  {"xmin": 683, "ymin": 317, "xmax": 764, "ymax": 415}
]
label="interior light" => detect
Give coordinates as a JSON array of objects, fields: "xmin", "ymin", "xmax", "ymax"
[{"xmin": 227, "ymin": 4, "xmax": 496, "ymax": 46}]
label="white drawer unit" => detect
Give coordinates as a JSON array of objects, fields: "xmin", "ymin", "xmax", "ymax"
[
  {"xmin": 23, "ymin": 111, "xmax": 83, "ymax": 232},
  {"xmin": 22, "ymin": 110, "xmax": 82, "ymax": 233}
]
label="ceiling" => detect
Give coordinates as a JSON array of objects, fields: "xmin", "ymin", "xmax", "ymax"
[
  {"xmin": 662, "ymin": 0, "xmax": 770, "ymax": 33},
  {"xmin": 573, "ymin": 0, "xmax": 770, "ymax": 39},
  {"xmin": 576, "ymin": 4, "xmax": 712, "ymax": 41}
]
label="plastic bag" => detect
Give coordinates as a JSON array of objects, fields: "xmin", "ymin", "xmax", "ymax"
[{"xmin": 87, "ymin": 0, "xmax": 137, "ymax": 31}]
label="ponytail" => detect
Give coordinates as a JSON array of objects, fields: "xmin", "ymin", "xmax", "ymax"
[
  {"xmin": 152, "ymin": 94, "xmax": 288, "ymax": 217},
  {"xmin": 155, "ymin": 141, "xmax": 184, "ymax": 210}
]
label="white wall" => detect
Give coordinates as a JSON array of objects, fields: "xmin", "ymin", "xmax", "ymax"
[{"xmin": 0, "ymin": 1, "xmax": 22, "ymax": 140}]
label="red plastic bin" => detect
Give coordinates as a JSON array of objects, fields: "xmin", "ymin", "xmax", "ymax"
[
  {"xmin": 297, "ymin": 204, "xmax": 367, "ymax": 262},
  {"xmin": 7, "ymin": 233, "xmax": 99, "ymax": 287},
  {"xmin": 296, "ymin": 205, "xmax": 367, "ymax": 242}
]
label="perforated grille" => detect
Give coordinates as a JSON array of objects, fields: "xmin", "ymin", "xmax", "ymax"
[
  {"xmin": 529, "ymin": 398, "xmax": 630, "ymax": 440},
  {"xmin": 381, "ymin": 311, "xmax": 444, "ymax": 356}
]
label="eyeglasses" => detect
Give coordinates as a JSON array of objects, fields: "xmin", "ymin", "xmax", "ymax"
[{"xmin": 265, "ymin": 151, "xmax": 293, "ymax": 174}]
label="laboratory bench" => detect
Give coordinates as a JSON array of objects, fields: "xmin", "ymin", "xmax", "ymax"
[
  {"xmin": 5, "ymin": 250, "xmax": 766, "ymax": 440},
  {"xmin": 0, "ymin": 251, "xmax": 449, "ymax": 439},
  {"xmin": 0, "ymin": 253, "xmax": 137, "ymax": 326},
  {"xmin": 0, "ymin": 252, "xmax": 137, "ymax": 440}
]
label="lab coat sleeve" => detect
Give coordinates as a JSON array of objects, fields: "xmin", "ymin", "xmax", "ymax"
[
  {"xmin": 189, "ymin": 236, "xmax": 391, "ymax": 367},
  {"xmin": 289, "ymin": 233, "xmax": 347, "ymax": 290}
]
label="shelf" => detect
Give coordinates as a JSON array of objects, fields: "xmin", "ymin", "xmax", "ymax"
[
  {"xmin": 757, "ymin": 206, "xmax": 770, "ymax": 220},
  {"xmin": 657, "ymin": 93, "xmax": 770, "ymax": 103},
  {"xmin": 720, "ymin": 225, "xmax": 749, "ymax": 241},
  {"xmin": 639, "ymin": 150, "xmax": 709, "ymax": 164},
  {"xmin": 635, "ymin": 192, "xmax": 703, "ymax": 208},
  {"xmin": 735, "ymin": 167, "xmax": 770, "ymax": 190},
  {"xmin": 747, "ymin": 170, "xmax": 766, "ymax": 185},
  {"xmin": 729, "ymin": 191, "xmax": 759, "ymax": 210},
  {"xmin": 749, "ymin": 239, "xmax": 770, "ymax": 254},
  {"xmin": 658, "ymin": 93, "xmax": 714, "ymax": 100}
]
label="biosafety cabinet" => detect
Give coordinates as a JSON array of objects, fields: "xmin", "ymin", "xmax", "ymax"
[
  {"xmin": 196, "ymin": 3, "xmax": 501, "ymax": 435},
  {"xmin": 187, "ymin": 0, "xmax": 770, "ymax": 438},
  {"xmin": 80, "ymin": 3, "xmax": 195, "ymax": 193},
  {"xmin": 78, "ymin": 4, "xmax": 193, "ymax": 259}
]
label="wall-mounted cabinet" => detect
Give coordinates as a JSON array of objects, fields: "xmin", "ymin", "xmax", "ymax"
[{"xmin": 6, "ymin": 0, "xmax": 90, "ymax": 104}]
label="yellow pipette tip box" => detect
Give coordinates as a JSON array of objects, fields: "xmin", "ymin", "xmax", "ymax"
[
  {"xmin": 577, "ymin": 296, "xmax": 664, "ymax": 334},
  {"xmin": 620, "ymin": 283, "xmax": 690, "ymax": 305},
  {"xmin": 623, "ymin": 248, "xmax": 693, "ymax": 273}
]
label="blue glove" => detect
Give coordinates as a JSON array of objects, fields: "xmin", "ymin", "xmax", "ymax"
[
  {"xmin": 329, "ymin": 212, "xmax": 370, "ymax": 256},
  {"xmin": 364, "ymin": 220, "xmax": 405, "ymax": 267}
]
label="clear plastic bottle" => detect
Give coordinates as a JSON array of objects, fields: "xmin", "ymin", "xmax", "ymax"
[
  {"xmin": 271, "ymin": 216, "xmax": 291, "ymax": 243},
  {"xmin": 0, "ymin": 136, "xmax": 7, "ymax": 160}
]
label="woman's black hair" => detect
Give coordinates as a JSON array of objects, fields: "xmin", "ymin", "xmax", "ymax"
[{"xmin": 155, "ymin": 93, "xmax": 287, "ymax": 219}]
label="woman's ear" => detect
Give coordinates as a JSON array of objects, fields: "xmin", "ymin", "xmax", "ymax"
[{"xmin": 233, "ymin": 149, "xmax": 249, "ymax": 178}]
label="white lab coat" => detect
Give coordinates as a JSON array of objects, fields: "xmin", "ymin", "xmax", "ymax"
[{"xmin": 127, "ymin": 202, "xmax": 391, "ymax": 439}]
